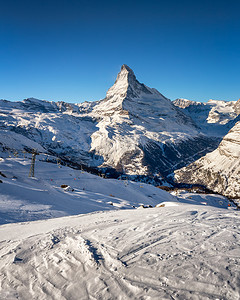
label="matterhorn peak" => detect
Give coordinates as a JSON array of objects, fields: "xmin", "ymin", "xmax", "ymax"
[
  {"xmin": 120, "ymin": 64, "xmax": 135, "ymax": 75},
  {"xmin": 106, "ymin": 64, "xmax": 158, "ymax": 100},
  {"xmin": 114, "ymin": 64, "xmax": 137, "ymax": 84}
]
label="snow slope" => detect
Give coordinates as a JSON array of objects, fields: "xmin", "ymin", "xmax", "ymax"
[
  {"xmin": 175, "ymin": 120, "xmax": 240, "ymax": 199},
  {"xmin": 0, "ymin": 204, "xmax": 239, "ymax": 299},
  {"xmin": 0, "ymin": 157, "xmax": 176, "ymax": 225},
  {"xmin": 0, "ymin": 156, "xmax": 230, "ymax": 225}
]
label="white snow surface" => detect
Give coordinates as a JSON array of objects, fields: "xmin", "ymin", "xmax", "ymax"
[
  {"xmin": 0, "ymin": 199, "xmax": 239, "ymax": 299},
  {"xmin": 0, "ymin": 130, "xmax": 45, "ymax": 153}
]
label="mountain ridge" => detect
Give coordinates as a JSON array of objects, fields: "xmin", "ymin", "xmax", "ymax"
[{"xmin": 0, "ymin": 65, "xmax": 239, "ymax": 179}]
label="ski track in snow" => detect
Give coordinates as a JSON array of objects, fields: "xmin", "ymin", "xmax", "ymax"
[{"xmin": 0, "ymin": 207, "xmax": 239, "ymax": 300}]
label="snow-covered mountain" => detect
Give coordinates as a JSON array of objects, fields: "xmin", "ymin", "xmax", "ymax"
[
  {"xmin": 0, "ymin": 98, "xmax": 97, "ymax": 166},
  {"xmin": 174, "ymin": 119, "xmax": 240, "ymax": 199},
  {"xmin": 173, "ymin": 98, "xmax": 240, "ymax": 136},
  {"xmin": 1, "ymin": 65, "xmax": 228, "ymax": 178},
  {"xmin": 83, "ymin": 65, "xmax": 218, "ymax": 176}
]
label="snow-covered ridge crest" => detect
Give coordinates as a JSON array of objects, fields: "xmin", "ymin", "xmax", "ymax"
[
  {"xmin": 173, "ymin": 98, "xmax": 202, "ymax": 108},
  {"xmin": 173, "ymin": 97, "xmax": 239, "ymax": 126}
]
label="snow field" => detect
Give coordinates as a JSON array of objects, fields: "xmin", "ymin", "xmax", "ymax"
[{"xmin": 0, "ymin": 206, "xmax": 239, "ymax": 299}]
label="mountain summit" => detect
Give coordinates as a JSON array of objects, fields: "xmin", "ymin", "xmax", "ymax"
[
  {"xmin": 121, "ymin": 64, "xmax": 134, "ymax": 73},
  {"xmin": 106, "ymin": 64, "xmax": 161, "ymax": 100},
  {"xmin": 118, "ymin": 64, "xmax": 136, "ymax": 80}
]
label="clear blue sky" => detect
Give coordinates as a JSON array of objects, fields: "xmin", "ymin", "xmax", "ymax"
[{"xmin": 0, "ymin": 0, "xmax": 239, "ymax": 103}]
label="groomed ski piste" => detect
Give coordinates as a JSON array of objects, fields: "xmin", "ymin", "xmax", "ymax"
[{"xmin": 0, "ymin": 156, "xmax": 239, "ymax": 299}]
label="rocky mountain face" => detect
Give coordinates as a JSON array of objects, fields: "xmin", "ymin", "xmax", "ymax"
[
  {"xmin": 174, "ymin": 120, "xmax": 240, "ymax": 198},
  {"xmin": 0, "ymin": 65, "xmax": 238, "ymax": 180}
]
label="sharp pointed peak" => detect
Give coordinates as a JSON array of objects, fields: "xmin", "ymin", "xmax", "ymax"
[
  {"xmin": 116, "ymin": 64, "xmax": 136, "ymax": 83},
  {"xmin": 120, "ymin": 64, "xmax": 134, "ymax": 73},
  {"xmin": 106, "ymin": 64, "xmax": 165, "ymax": 100}
]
